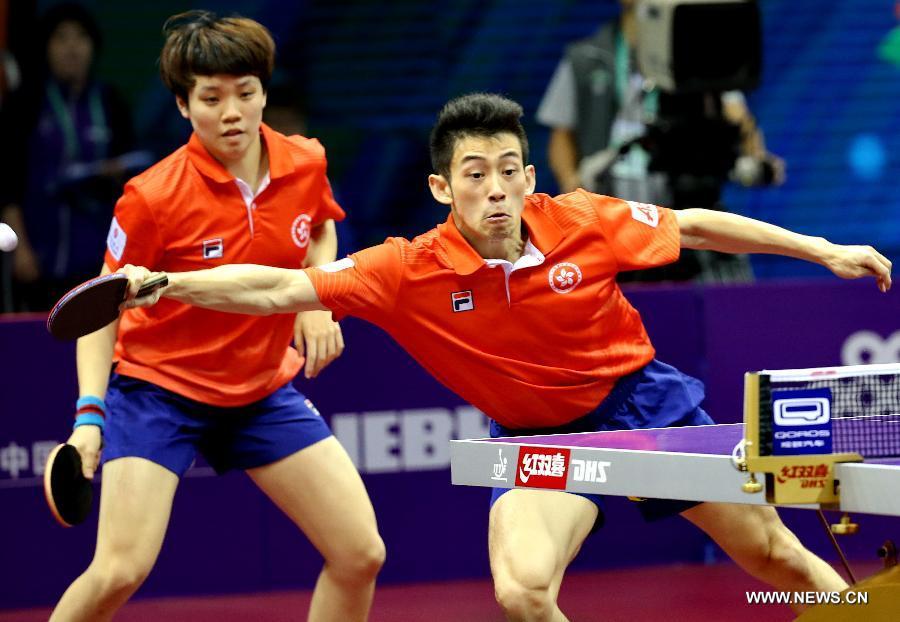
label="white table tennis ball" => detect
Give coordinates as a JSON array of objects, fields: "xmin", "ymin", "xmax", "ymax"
[{"xmin": 0, "ymin": 223, "xmax": 18, "ymax": 252}]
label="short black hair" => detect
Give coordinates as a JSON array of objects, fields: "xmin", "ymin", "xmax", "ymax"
[
  {"xmin": 40, "ymin": 2, "xmax": 103, "ymax": 55},
  {"xmin": 429, "ymin": 93, "xmax": 529, "ymax": 180}
]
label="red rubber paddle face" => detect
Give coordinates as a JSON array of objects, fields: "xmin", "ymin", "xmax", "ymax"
[
  {"xmin": 47, "ymin": 274, "xmax": 129, "ymax": 340},
  {"xmin": 47, "ymin": 272, "xmax": 168, "ymax": 340}
]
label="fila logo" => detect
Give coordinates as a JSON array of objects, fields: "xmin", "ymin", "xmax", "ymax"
[
  {"xmin": 203, "ymin": 238, "xmax": 224, "ymax": 259},
  {"xmin": 451, "ymin": 290, "xmax": 474, "ymax": 312},
  {"xmin": 627, "ymin": 201, "xmax": 659, "ymax": 227}
]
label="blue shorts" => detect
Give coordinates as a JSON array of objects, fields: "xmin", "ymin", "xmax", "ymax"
[
  {"xmin": 103, "ymin": 373, "xmax": 333, "ymax": 477},
  {"xmin": 490, "ymin": 359, "xmax": 714, "ymax": 530}
]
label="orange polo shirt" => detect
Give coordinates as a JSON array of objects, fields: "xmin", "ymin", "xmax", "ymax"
[
  {"xmin": 105, "ymin": 123, "xmax": 344, "ymax": 406},
  {"xmin": 307, "ymin": 190, "xmax": 679, "ymax": 428}
]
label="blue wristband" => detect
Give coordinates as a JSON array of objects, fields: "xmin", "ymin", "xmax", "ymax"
[
  {"xmin": 76, "ymin": 395, "xmax": 107, "ymax": 415},
  {"xmin": 74, "ymin": 412, "xmax": 105, "ymax": 432}
]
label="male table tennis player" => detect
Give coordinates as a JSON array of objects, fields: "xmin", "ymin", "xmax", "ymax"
[{"xmin": 121, "ymin": 93, "xmax": 892, "ymax": 620}]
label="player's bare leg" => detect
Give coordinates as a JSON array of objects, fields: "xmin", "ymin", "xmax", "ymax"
[
  {"xmin": 489, "ymin": 489, "xmax": 598, "ymax": 622},
  {"xmin": 50, "ymin": 457, "xmax": 179, "ymax": 622},
  {"xmin": 682, "ymin": 502, "xmax": 847, "ymax": 611},
  {"xmin": 247, "ymin": 436, "xmax": 385, "ymax": 622}
]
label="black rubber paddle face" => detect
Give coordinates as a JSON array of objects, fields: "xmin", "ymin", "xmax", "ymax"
[
  {"xmin": 47, "ymin": 274, "xmax": 128, "ymax": 340},
  {"xmin": 45, "ymin": 444, "xmax": 92, "ymax": 527}
]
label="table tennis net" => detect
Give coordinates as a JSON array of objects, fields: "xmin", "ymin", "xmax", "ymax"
[{"xmin": 757, "ymin": 363, "xmax": 900, "ymax": 458}]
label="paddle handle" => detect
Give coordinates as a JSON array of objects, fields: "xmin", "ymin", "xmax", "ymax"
[{"xmin": 135, "ymin": 273, "xmax": 169, "ymax": 298}]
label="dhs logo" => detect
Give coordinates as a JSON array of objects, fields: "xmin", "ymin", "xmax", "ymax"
[
  {"xmin": 515, "ymin": 446, "xmax": 570, "ymax": 489},
  {"xmin": 571, "ymin": 459, "xmax": 611, "ymax": 484},
  {"xmin": 771, "ymin": 388, "xmax": 833, "ymax": 455}
]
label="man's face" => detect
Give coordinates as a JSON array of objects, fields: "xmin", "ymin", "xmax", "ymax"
[
  {"xmin": 177, "ymin": 74, "xmax": 267, "ymax": 165},
  {"xmin": 430, "ymin": 132, "xmax": 535, "ymax": 254}
]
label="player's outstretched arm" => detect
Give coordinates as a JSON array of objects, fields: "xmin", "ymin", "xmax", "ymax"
[
  {"xmin": 675, "ymin": 208, "xmax": 892, "ymax": 292},
  {"xmin": 120, "ymin": 263, "xmax": 329, "ymax": 314}
]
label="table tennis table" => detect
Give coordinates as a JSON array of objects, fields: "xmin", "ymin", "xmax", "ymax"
[{"xmin": 450, "ymin": 422, "xmax": 900, "ymax": 516}]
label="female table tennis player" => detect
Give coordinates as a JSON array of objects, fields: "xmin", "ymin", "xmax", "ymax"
[{"xmin": 50, "ymin": 11, "xmax": 384, "ymax": 622}]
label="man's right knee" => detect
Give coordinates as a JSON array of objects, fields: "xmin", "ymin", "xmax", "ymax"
[
  {"xmin": 493, "ymin": 560, "xmax": 558, "ymax": 621},
  {"xmin": 494, "ymin": 577, "xmax": 555, "ymax": 621}
]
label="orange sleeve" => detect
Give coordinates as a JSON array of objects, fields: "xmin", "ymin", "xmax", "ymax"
[
  {"xmin": 103, "ymin": 182, "xmax": 165, "ymax": 271},
  {"xmin": 314, "ymin": 176, "xmax": 345, "ymax": 225},
  {"xmin": 589, "ymin": 195, "xmax": 680, "ymax": 272},
  {"xmin": 304, "ymin": 239, "xmax": 404, "ymax": 322}
]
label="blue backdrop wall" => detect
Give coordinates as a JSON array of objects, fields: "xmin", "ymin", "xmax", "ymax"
[{"xmin": 21, "ymin": 0, "xmax": 900, "ymax": 273}]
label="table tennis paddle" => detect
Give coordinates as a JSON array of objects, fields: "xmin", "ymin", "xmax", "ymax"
[
  {"xmin": 47, "ymin": 272, "xmax": 168, "ymax": 340},
  {"xmin": 43, "ymin": 443, "xmax": 92, "ymax": 527}
]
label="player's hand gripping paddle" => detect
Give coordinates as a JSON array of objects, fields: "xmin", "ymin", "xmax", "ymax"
[
  {"xmin": 43, "ymin": 444, "xmax": 92, "ymax": 527},
  {"xmin": 47, "ymin": 272, "xmax": 168, "ymax": 340}
]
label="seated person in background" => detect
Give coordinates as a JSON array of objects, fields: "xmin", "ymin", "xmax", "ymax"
[{"xmin": 0, "ymin": 3, "xmax": 147, "ymax": 310}]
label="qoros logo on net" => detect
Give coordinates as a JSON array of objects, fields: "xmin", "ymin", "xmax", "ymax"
[
  {"xmin": 771, "ymin": 388, "xmax": 833, "ymax": 455},
  {"xmin": 515, "ymin": 446, "xmax": 570, "ymax": 489}
]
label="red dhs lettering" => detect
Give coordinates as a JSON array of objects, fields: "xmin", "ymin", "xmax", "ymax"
[
  {"xmin": 776, "ymin": 464, "xmax": 828, "ymax": 483},
  {"xmin": 515, "ymin": 447, "xmax": 570, "ymax": 489},
  {"xmin": 801, "ymin": 479, "xmax": 826, "ymax": 488},
  {"xmin": 776, "ymin": 463, "xmax": 830, "ymax": 489}
]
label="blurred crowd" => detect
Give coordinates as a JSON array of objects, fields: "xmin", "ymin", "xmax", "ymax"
[{"xmin": 0, "ymin": 0, "xmax": 785, "ymax": 313}]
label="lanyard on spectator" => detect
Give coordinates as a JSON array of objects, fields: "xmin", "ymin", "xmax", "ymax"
[
  {"xmin": 46, "ymin": 81, "xmax": 108, "ymax": 162},
  {"xmin": 614, "ymin": 29, "xmax": 657, "ymax": 119}
]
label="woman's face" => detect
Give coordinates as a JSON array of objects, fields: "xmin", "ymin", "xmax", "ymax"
[
  {"xmin": 177, "ymin": 74, "xmax": 267, "ymax": 165},
  {"xmin": 47, "ymin": 21, "xmax": 94, "ymax": 86}
]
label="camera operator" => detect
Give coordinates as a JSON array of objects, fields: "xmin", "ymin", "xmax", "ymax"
[{"xmin": 537, "ymin": 0, "xmax": 784, "ymax": 283}]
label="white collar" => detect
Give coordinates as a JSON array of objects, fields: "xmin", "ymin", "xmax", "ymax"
[{"xmin": 483, "ymin": 238, "xmax": 546, "ymax": 272}]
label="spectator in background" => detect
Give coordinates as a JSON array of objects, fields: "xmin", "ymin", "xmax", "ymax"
[
  {"xmin": 0, "ymin": 3, "xmax": 147, "ymax": 311},
  {"xmin": 537, "ymin": 0, "xmax": 784, "ymax": 283}
]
